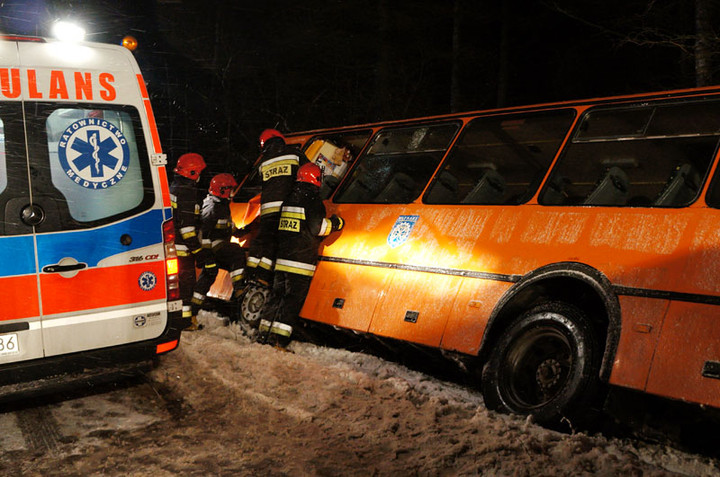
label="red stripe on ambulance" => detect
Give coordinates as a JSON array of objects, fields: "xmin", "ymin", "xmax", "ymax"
[
  {"xmin": 0, "ymin": 275, "xmax": 40, "ymax": 321},
  {"xmin": 40, "ymin": 262, "xmax": 166, "ymax": 315}
]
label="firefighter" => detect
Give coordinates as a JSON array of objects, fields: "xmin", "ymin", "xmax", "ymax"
[
  {"xmin": 169, "ymin": 152, "xmax": 208, "ymax": 331},
  {"xmin": 246, "ymin": 129, "xmax": 309, "ymax": 287},
  {"xmin": 191, "ymin": 173, "xmax": 247, "ymax": 322},
  {"xmin": 257, "ymin": 163, "xmax": 344, "ymax": 349}
]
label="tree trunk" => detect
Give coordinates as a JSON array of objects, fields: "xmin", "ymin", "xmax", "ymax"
[
  {"xmin": 496, "ymin": 0, "xmax": 510, "ymax": 107},
  {"xmin": 451, "ymin": 0, "xmax": 463, "ymax": 112},
  {"xmin": 376, "ymin": 0, "xmax": 393, "ymax": 119},
  {"xmin": 695, "ymin": 0, "xmax": 713, "ymax": 87}
]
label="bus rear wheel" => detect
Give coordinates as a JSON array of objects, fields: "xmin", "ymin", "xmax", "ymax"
[{"xmin": 481, "ymin": 302, "xmax": 602, "ymax": 428}]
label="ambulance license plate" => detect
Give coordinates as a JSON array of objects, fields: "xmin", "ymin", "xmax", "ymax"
[{"xmin": 0, "ymin": 333, "xmax": 19, "ymax": 356}]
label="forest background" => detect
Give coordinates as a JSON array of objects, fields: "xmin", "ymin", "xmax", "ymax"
[{"xmin": 1, "ymin": 0, "xmax": 718, "ymax": 176}]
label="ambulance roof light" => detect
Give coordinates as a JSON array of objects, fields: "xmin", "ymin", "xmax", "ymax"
[
  {"xmin": 51, "ymin": 21, "xmax": 86, "ymax": 43},
  {"xmin": 122, "ymin": 35, "xmax": 138, "ymax": 51}
]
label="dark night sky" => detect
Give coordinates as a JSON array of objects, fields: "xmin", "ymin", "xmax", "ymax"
[{"xmin": 0, "ymin": 0, "xmax": 711, "ymax": 175}]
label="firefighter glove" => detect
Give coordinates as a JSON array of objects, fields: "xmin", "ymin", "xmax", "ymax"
[
  {"xmin": 330, "ymin": 214, "xmax": 344, "ymax": 232},
  {"xmin": 233, "ymin": 226, "xmax": 249, "ymax": 239}
]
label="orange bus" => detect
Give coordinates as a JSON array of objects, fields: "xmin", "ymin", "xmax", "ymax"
[{"xmin": 229, "ymin": 86, "xmax": 720, "ymax": 426}]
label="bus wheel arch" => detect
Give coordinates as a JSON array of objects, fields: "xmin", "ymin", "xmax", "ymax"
[{"xmin": 478, "ymin": 262, "xmax": 621, "ymax": 426}]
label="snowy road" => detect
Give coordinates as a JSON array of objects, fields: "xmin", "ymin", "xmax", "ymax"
[{"xmin": 0, "ymin": 312, "xmax": 719, "ymax": 476}]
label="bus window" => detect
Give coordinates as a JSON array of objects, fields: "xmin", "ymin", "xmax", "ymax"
[
  {"xmin": 540, "ymin": 100, "xmax": 720, "ymax": 207},
  {"xmin": 334, "ymin": 122, "xmax": 459, "ymax": 204},
  {"xmin": 302, "ymin": 129, "xmax": 373, "ymax": 199},
  {"xmin": 424, "ymin": 110, "xmax": 575, "ymax": 205}
]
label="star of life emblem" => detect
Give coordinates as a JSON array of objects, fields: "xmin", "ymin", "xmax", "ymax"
[
  {"xmin": 138, "ymin": 271, "xmax": 157, "ymax": 291},
  {"xmin": 387, "ymin": 215, "xmax": 419, "ymax": 248},
  {"xmin": 57, "ymin": 118, "xmax": 131, "ymax": 189}
]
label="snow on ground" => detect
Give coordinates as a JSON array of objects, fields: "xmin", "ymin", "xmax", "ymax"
[{"xmin": 3, "ymin": 311, "xmax": 720, "ymax": 476}]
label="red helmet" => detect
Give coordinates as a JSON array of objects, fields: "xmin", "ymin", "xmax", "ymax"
[
  {"xmin": 174, "ymin": 153, "xmax": 206, "ymax": 180},
  {"xmin": 209, "ymin": 173, "xmax": 238, "ymax": 199},
  {"xmin": 297, "ymin": 163, "xmax": 322, "ymax": 187},
  {"xmin": 259, "ymin": 128, "xmax": 285, "ymax": 149}
]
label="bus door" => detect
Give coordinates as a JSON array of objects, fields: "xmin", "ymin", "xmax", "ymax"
[
  {"xmin": 325, "ymin": 123, "xmax": 461, "ymax": 345},
  {"xmin": 20, "ymin": 102, "xmax": 165, "ymax": 358}
]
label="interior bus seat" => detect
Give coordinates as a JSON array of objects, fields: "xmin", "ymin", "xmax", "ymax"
[
  {"xmin": 541, "ymin": 175, "xmax": 570, "ymax": 205},
  {"xmin": 461, "ymin": 168, "xmax": 506, "ymax": 204},
  {"xmin": 583, "ymin": 166, "xmax": 629, "ymax": 206},
  {"xmin": 320, "ymin": 175, "xmax": 340, "ymax": 199},
  {"xmin": 337, "ymin": 169, "xmax": 376, "ymax": 202},
  {"xmin": 653, "ymin": 163, "xmax": 701, "ymax": 206},
  {"xmin": 425, "ymin": 170, "xmax": 459, "ymax": 203},
  {"xmin": 374, "ymin": 172, "xmax": 417, "ymax": 203}
]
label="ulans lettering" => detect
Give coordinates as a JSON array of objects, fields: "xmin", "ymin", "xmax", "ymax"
[{"xmin": 0, "ymin": 68, "xmax": 116, "ymax": 101}]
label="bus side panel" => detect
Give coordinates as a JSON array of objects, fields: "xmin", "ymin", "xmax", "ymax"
[
  {"xmin": 608, "ymin": 296, "xmax": 669, "ymax": 391},
  {"xmin": 301, "ymin": 261, "xmax": 392, "ymax": 332},
  {"xmin": 440, "ymin": 279, "xmax": 512, "ymax": 355},
  {"xmin": 645, "ymin": 301, "xmax": 720, "ymax": 407},
  {"xmin": 368, "ymin": 270, "xmax": 462, "ymax": 347}
]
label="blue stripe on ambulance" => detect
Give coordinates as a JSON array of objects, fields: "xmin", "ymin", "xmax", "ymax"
[
  {"xmin": 0, "ymin": 236, "xmax": 36, "ymax": 277},
  {"xmin": 36, "ymin": 209, "xmax": 164, "ymax": 268}
]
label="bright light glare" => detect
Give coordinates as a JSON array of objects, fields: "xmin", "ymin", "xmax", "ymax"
[{"xmin": 52, "ymin": 21, "xmax": 86, "ymax": 42}]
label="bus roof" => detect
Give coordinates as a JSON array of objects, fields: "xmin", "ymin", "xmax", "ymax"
[{"xmin": 285, "ymin": 84, "xmax": 720, "ymax": 137}]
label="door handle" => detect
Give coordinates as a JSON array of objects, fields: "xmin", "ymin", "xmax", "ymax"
[
  {"xmin": 42, "ymin": 262, "xmax": 87, "ymax": 273},
  {"xmin": 42, "ymin": 257, "xmax": 87, "ymax": 278}
]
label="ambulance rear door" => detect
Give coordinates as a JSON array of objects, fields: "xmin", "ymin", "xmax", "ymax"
[
  {"xmin": 0, "ymin": 40, "xmax": 43, "ymax": 365},
  {"xmin": 0, "ymin": 100, "xmax": 44, "ymax": 364},
  {"xmin": 14, "ymin": 41, "xmax": 168, "ymax": 358}
]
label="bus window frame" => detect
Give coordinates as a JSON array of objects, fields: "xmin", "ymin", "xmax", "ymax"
[
  {"xmin": 538, "ymin": 99, "xmax": 720, "ymax": 208},
  {"xmin": 422, "ymin": 109, "xmax": 577, "ymax": 206},
  {"xmin": 332, "ymin": 121, "xmax": 462, "ymax": 205},
  {"xmin": 301, "ymin": 128, "xmax": 375, "ymax": 200}
]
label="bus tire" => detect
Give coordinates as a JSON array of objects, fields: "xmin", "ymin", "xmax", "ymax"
[{"xmin": 481, "ymin": 302, "xmax": 602, "ymax": 429}]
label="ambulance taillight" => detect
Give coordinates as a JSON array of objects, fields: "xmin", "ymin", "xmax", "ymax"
[{"xmin": 162, "ymin": 219, "xmax": 180, "ymax": 301}]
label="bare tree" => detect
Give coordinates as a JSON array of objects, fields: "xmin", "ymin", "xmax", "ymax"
[
  {"xmin": 543, "ymin": 0, "xmax": 720, "ymax": 87},
  {"xmin": 695, "ymin": 0, "xmax": 714, "ymax": 86}
]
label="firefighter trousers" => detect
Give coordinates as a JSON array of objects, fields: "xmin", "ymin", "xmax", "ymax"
[
  {"xmin": 178, "ymin": 253, "xmax": 197, "ymax": 322},
  {"xmin": 258, "ymin": 270, "xmax": 313, "ymax": 343},
  {"xmin": 192, "ymin": 241, "xmax": 246, "ymax": 314},
  {"xmin": 246, "ymin": 212, "xmax": 280, "ymax": 286}
]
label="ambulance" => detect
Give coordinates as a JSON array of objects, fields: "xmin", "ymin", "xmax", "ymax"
[{"xmin": 0, "ymin": 35, "xmax": 183, "ymax": 397}]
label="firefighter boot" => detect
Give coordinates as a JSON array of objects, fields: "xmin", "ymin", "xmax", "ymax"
[
  {"xmin": 268, "ymin": 332, "xmax": 292, "ymax": 351},
  {"xmin": 184, "ymin": 315, "xmax": 204, "ymax": 331}
]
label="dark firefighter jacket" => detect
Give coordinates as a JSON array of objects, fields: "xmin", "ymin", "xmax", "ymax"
[
  {"xmin": 274, "ymin": 182, "xmax": 343, "ymax": 276},
  {"xmin": 169, "ymin": 175, "xmax": 202, "ymax": 256},
  {"xmin": 200, "ymin": 194, "xmax": 234, "ymax": 249},
  {"xmin": 257, "ymin": 141, "xmax": 309, "ymax": 217}
]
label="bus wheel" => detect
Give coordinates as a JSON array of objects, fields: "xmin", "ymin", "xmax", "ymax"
[
  {"xmin": 481, "ymin": 302, "xmax": 601, "ymax": 428},
  {"xmin": 240, "ymin": 284, "xmax": 269, "ymax": 326}
]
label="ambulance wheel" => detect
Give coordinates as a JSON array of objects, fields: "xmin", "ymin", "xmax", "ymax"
[
  {"xmin": 240, "ymin": 285, "xmax": 269, "ymax": 326},
  {"xmin": 481, "ymin": 302, "xmax": 602, "ymax": 429}
]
